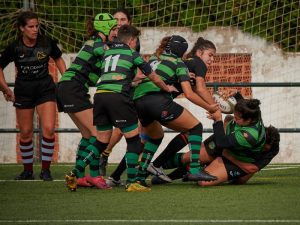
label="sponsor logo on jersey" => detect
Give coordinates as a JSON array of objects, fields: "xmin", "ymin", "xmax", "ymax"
[
  {"xmin": 37, "ymin": 51, "xmax": 47, "ymax": 60},
  {"xmin": 116, "ymin": 119, "xmax": 127, "ymax": 123},
  {"xmin": 243, "ymin": 132, "xmax": 248, "ymax": 138},
  {"xmin": 19, "ymin": 54, "xmax": 25, "ymax": 59}
]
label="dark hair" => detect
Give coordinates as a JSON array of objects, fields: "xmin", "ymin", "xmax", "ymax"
[
  {"xmin": 234, "ymin": 99, "xmax": 261, "ymax": 122},
  {"xmin": 117, "ymin": 25, "xmax": 140, "ymax": 43},
  {"xmin": 186, "ymin": 37, "xmax": 216, "ymax": 58},
  {"xmin": 86, "ymin": 16, "xmax": 95, "ymax": 37},
  {"xmin": 154, "ymin": 36, "xmax": 172, "ymax": 59},
  {"xmin": 16, "ymin": 10, "xmax": 38, "ymax": 28},
  {"xmin": 113, "ymin": 7, "xmax": 132, "ymax": 24}
]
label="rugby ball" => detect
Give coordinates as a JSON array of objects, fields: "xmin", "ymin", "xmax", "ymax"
[{"xmin": 212, "ymin": 92, "xmax": 236, "ymax": 114}]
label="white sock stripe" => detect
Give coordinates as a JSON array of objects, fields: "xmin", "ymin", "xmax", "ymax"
[
  {"xmin": 22, "ymin": 158, "xmax": 33, "ymax": 164},
  {"xmin": 21, "ymin": 151, "xmax": 34, "ymax": 157},
  {"xmin": 42, "ymin": 156, "xmax": 53, "ymax": 161},
  {"xmin": 20, "ymin": 144, "xmax": 33, "ymax": 150},
  {"xmin": 41, "ymin": 139, "xmax": 55, "ymax": 147},
  {"xmin": 41, "ymin": 147, "xmax": 54, "ymax": 154}
]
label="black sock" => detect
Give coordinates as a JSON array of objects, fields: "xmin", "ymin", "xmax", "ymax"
[
  {"xmin": 153, "ymin": 133, "xmax": 188, "ymax": 168},
  {"xmin": 168, "ymin": 167, "xmax": 188, "ymax": 180},
  {"xmin": 110, "ymin": 156, "xmax": 126, "ymax": 181}
]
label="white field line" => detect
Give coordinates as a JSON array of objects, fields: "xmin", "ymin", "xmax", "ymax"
[
  {"xmin": 0, "ymin": 165, "xmax": 299, "ymax": 182},
  {"xmin": 0, "ymin": 219, "xmax": 300, "ymax": 223}
]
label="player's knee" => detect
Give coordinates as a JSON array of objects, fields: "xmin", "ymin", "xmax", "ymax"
[{"xmin": 189, "ymin": 123, "xmax": 203, "ymax": 135}]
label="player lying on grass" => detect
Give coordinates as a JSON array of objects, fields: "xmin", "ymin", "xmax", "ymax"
[
  {"xmin": 152, "ymin": 122, "xmax": 279, "ymax": 185},
  {"xmin": 150, "ymin": 93, "xmax": 279, "ymax": 186}
]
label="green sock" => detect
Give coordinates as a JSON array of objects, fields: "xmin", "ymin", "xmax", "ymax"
[
  {"xmin": 137, "ymin": 139, "xmax": 161, "ymax": 181},
  {"xmin": 188, "ymin": 134, "xmax": 202, "ymax": 174},
  {"xmin": 75, "ymin": 137, "xmax": 90, "ymax": 178},
  {"xmin": 88, "ymin": 136, "xmax": 100, "ymax": 177},
  {"xmin": 163, "ymin": 153, "xmax": 185, "ymax": 169},
  {"xmin": 126, "ymin": 152, "xmax": 139, "ymax": 183}
]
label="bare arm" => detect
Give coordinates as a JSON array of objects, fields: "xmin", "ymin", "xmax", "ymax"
[
  {"xmin": 181, "ymin": 81, "xmax": 218, "ymax": 113},
  {"xmin": 54, "ymin": 57, "xmax": 66, "ymax": 75},
  {"xmin": 0, "ymin": 67, "xmax": 14, "ymax": 102},
  {"xmin": 195, "ymin": 77, "xmax": 215, "ymax": 104},
  {"xmin": 148, "ymin": 72, "xmax": 176, "ymax": 93}
]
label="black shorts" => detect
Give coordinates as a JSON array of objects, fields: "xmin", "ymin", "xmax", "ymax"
[
  {"xmin": 204, "ymin": 134, "xmax": 223, "ymax": 158},
  {"xmin": 14, "ymin": 75, "xmax": 56, "ymax": 109},
  {"xmin": 56, "ymin": 80, "xmax": 93, "ymax": 113},
  {"xmin": 134, "ymin": 92, "xmax": 184, "ymax": 127},
  {"xmin": 222, "ymin": 156, "xmax": 247, "ymax": 181},
  {"xmin": 93, "ymin": 92, "xmax": 138, "ymax": 129}
]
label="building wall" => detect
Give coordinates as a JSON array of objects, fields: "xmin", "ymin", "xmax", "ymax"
[{"xmin": 0, "ymin": 27, "xmax": 299, "ymax": 163}]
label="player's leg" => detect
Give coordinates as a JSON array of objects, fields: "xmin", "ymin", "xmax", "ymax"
[
  {"xmin": 15, "ymin": 108, "xmax": 35, "ymax": 180},
  {"xmin": 166, "ymin": 108, "xmax": 216, "ymax": 181}
]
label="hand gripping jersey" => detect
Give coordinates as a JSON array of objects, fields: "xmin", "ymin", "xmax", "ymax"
[
  {"xmin": 133, "ymin": 53, "xmax": 190, "ymax": 100},
  {"xmin": 0, "ymin": 35, "xmax": 62, "ymax": 80}
]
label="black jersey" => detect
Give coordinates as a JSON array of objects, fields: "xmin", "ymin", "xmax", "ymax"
[
  {"xmin": 184, "ymin": 56, "xmax": 207, "ymax": 79},
  {"xmin": 0, "ymin": 35, "xmax": 62, "ymax": 80}
]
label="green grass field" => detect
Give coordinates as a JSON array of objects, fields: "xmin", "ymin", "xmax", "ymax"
[{"xmin": 0, "ymin": 164, "xmax": 299, "ymax": 225}]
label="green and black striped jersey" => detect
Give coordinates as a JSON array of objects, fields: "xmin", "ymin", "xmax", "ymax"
[
  {"xmin": 133, "ymin": 53, "xmax": 190, "ymax": 100},
  {"xmin": 96, "ymin": 42, "xmax": 152, "ymax": 96},
  {"xmin": 60, "ymin": 35, "xmax": 106, "ymax": 89},
  {"xmin": 225, "ymin": 119, "xmax": 266, "ymax": 162}
]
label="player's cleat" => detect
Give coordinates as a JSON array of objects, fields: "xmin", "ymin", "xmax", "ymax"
[
  {"xmin": 151, "ymin": 175, "xmax": 169, "ymax": 185},
  {"xmin": 125, "ymin": 182, "xmax": 151, "ymax": 192},
  {"xmin": 183, "ymin": 170, "xmax": 217, "ymax": 182},
  {"xmin": 99, "ymin": 155, "xmax": 108, "ymax": 176},
  {"xmin": 137, "ymin": 180, "xmax": 151, "ymax": 188},
  {"xmin": 86, "ymin": 175, "xmax": 112, "ymax": 190},
  {"xmin": 15, "ymin": 170, "xmax": 34, "ymax": 180},
  {"xmin": 106, "ymin": 177, "xmax": 124, "ymax": 187},
  {"xmin": 65, "ymin": 171, "xmax": 77, "ymax": 192},
  {"xmin": 147, "ymin": 163, "xmax": 172, "ymax": 183},
  {"xmin": 39, "ymin": 169, "xmax": 53, "ymax": 181},
  {"xmin": 77, "ymin": 176, "xmax": 93, "ymax": 187}
]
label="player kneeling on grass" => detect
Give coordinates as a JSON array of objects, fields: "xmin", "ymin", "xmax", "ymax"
[{"xmin": 151, "ymin": 95, "xmax": 277, "ymax": 186}]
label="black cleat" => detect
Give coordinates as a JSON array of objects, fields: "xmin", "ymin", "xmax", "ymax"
[
  {"xmin": 39, "ymin": 169, "xmax": 53, "ymax": 181},
  {"xmin": 137, "ymin": 180, "xmax": 151, "ymax": 188},
  {"xmin": 183, "ymin": 170, "xmax": 217, "ymax": 182},
  {"xmin": 151, "ymin": 176, "xmax": 168, "ymax": 185},
  {"xmin": 15, "ymin": 170, "xmax": 34, "ymax": 180}
]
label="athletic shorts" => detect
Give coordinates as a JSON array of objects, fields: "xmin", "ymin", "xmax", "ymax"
[
  {"xmin": 93, "ymin": 92, "xmax": 138, "ymax": 129},
  {"xmin": 222, "ymin": 156, "xmax": 247, "ymax": 181},
  {"xmin": 13, "ymin": 75, "xmax": 56, "ymax": 109},
  {"xmin": 134, "ymin": 92, "xmax": 184, "ymax": 127},
  {"xmin": 203, "ymin": 134, "xmax": 223, "ymax": 158},
  {"xmin": 56, "ymin": 80, "xmax": 93, "ymax": 113}
]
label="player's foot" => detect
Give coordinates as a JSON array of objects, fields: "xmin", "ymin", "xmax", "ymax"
[
  {"xmin": 15, "ymin": 170, "xmax": 34, "ymax": 180},
  {"xmin": 151, "ymin": 175, "xmax": 169, "ymax": 185},
  {"xmin": 99, "ymin": 155, "xmax": 108, "ymax": 176},
  {"xmin": 137, "ymin": 180, "xmax": 151, "ymax": 188},
  {"xmin": 125, "ymin": 182, "xmax": 151, "ymax": 192},
  {"xmin": 106, "ymin": 177, "xmax": 124, "ymax": 187},
  {"xmin": 65, "ymin": 171, "xmax": 77, "ymax": 192},
  {"xmin": 86, "ymin": 175, "xmax": 112, "ymax": 190},
  {"xmin": 77, "ymin": 176, "xmax": 93, "ymax": 187},
  {"xmin": 183, "ymin": 170, "xmax": 217, "ymax": 182},
  {"xmin": 147, "ymin": 163, "xmax": 172, "ymax": 183},
  {"xmin": 39, "ymin": 169, "xmax": 53, "ymax": 181}
]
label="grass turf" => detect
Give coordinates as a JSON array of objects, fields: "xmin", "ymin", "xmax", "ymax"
[{"xmin": 0, "ymin": 164, "xmax": 299, "ymax": 225}]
